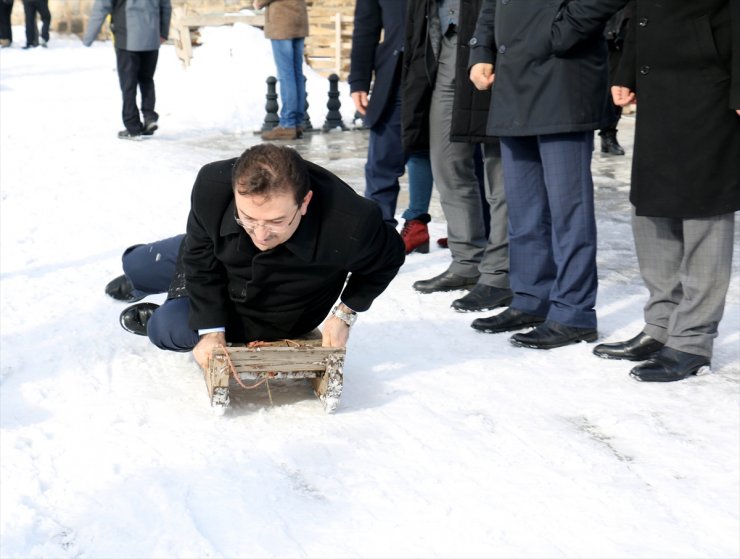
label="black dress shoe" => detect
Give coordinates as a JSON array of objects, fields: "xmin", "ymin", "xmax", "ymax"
[
  {"xmin": 105, "ymin": 274, "xmax": 146, "ymax": 303},
  {"xmin": 593, "ymin": 331, "xmax": 663, "ymax": 361},
  {"xmin": 413, "ymin": 270, "xmax": 479, "ymax": 294},
  {"xmin": 451, "ymin": 284, "xmax": 513, "ymax": 312},
  {"xmin": 510, "ymin": 320, "xmax": 597, "ymax": 349},
  {"xmin": 471, "ymin": 307, "xmax": 545, "ymax": 334},
  {"xmin": 630, "ymin": 347, "xmax": 711, "ymax": 382},
  {"xmin": 119, "ymin": 302, "xmax": 160, "ymax": 336}
]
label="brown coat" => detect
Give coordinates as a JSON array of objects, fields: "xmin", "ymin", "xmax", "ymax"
[{"xmin": 260, "ymin": 0, "xmax": 308, "ymax": 40}]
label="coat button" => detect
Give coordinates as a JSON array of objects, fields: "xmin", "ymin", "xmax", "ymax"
[
  {"xmin": 638, "ymin": 17, "xmax": 648, "ymax": 27},
  {"xmin": 469, "ymin": 37, "xmax": 478, "ymax": 46},
  {"xmin": 498, "ymin": 44, "xmax": 506, "ymax": 54},
  {"xmin": 640, "ymin": 65, "xmax": 650, "ymax": 75}
]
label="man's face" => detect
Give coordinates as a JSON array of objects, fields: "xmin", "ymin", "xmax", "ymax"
[{"xmin": 234, "ymin": 190, "xmax": 312, "ymax": 251}]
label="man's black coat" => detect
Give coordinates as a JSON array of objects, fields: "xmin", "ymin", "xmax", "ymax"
[
  {"xmin": 348, "ymin": 0, "xmax": 407, "ymax": 129},
  {"xmin": 182, "ymin": 158, "xmax": 405, "ymax": 343}
]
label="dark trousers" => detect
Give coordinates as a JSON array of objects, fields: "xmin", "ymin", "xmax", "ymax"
[
  {"xmin": 500, "ymin": 132, "xmax": 598, "ymax": 329},
  {"xmin": 122, "ymin": 235, "xmax": 200, "ymax": 352},
  {"xmin": 0, "ymin": 0, "xmax": 13, "ymax": 43},
  {"xmin": 365, "ymin": 92, "xmax": 405, "ymax": 225},
  {"xmin": 115, "ymin": 48, "xmax": 159, "ymax": 133},
  {"xmin": 23, "ymin": 0, "xmax": 50, "ymax": 46}
]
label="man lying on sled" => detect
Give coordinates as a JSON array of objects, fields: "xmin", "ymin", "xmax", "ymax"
[{"xmin": 105, "ymin": 143, "xmax": 405, "ymax": 369}]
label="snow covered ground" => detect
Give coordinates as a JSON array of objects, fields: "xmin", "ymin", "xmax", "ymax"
[{"xmin": 1, "ymin": 26, "xmax": 739, "ymax": 559}]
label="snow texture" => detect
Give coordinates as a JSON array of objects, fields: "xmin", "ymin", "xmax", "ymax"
[{"xmin": 1, "ymin": 27, "xmax": 739, "ymax": 559}]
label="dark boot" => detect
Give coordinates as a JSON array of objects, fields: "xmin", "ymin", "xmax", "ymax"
[
  {"xmin": 471, "ymin": 308, "xmax": 545, "ymax": 334},
  {"xmin": 630, "ymin": 347, "xmax": 711, "ymax": 382},
  {"xmin": 451, "ymin": 283, "xmax": 513, "ymax": 312},
  {"xmin": 600, "ymin": 129, "xmax": 625, "ymax": 155},
  {"xmin": 119, "ymin": 302, "xmax": 160, "ymax": 336},
  {"xmin": 593, "ymin": 331, "xmax": 663, "ymax": 361},
  {"xmin": 413, "ymin": 270, "xmax": 479, "ymax": 294}
]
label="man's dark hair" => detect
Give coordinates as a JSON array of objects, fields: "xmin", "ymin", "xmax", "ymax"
[{"xmin": 232, "ymin": 144, "xmax": 310, "ymax": 204}]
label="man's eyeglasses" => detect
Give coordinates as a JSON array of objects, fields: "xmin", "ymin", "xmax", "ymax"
[{"xmin": 234, "ymin": 206, "xmax": 301, "ymax": 234}]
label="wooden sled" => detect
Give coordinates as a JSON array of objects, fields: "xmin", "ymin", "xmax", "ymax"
[{"xmin": 205, "ymin": 330, "xmax": 345, "ymax": 414}]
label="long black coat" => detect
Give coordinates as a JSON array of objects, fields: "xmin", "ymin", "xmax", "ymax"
[
  {"xmin": 182, "ymin": 158, "xmax": 405, "ymax": 343},
  {"xmin": 348, "ymin": 0, "xmax": 407, "ymax": 129},
  {"xmin": 469, "ymin": 0, "xmax": 628, "ymax": 136},
  {"xmin": 401, "ymin": 0, "xmax": 496, "ymax": 152},
  {"xmin": 613, "ymin": 0, "xmax": 740, "ymax": 218}
]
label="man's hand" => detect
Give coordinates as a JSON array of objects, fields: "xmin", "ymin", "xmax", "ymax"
[
  {"xmin": 322, "ymin": 315, "xmax": 350, "ymax": 348},
  {"xmin": 611, "ymin": 86, "xmax": 636, "ymax": 107},
  {"xmin": 470, "ymin": 63, "xmax": 495, "ymax": 91},
  {"xmin": 351, "ymin": 91, "xmax": 369, "ymax": 116},
  {"xmin": 253, "ymin": 0, "xmax": 264, "ymax": 10},
  {"xmin": 193, "ymin": 331, "xmax": 227, "ymax": 370}
]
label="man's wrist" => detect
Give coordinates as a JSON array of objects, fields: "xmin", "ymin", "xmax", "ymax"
[{"xmin": 331, "ymin": 303, "xmax": 357, "ymax": 327}]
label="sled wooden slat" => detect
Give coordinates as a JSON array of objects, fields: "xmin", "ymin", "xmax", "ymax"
[{"xmin": 205, "ymin": 335, "xmax": 345, "ymax": 414}]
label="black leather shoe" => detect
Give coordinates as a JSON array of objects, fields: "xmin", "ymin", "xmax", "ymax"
[
  {"xmin": 471, "ymin": 308, "xmax": 545, "ymax": 334},
  {"xmin": 510, "ymin": 320, "xmax": 597, "ymax": 349},
  {"xmin": 630, "ymin": 347, "xmax": 711, "ymax": 382},
  {"xmin": 119, "ymin": 302, "xmax": 159, "ymax": 336},
  {"xmin": 142, "ymin": 119, "xmax": 159, "ymax": 136},
  {"xmin": 593, "ymin": 331, "xmax": 663, "ymax": 361},
  {"xmin": 413, "ymin": 270, "xmax": 479, "ymax": 294},
  {"xmin": 105, "ymin": 274, "xmax": 145, "ymax": 303},
  {"xmin": 600, "ymin": 129, "xmax": 625, "ymax": 155},
  {"xmin": 452, "ymin": 284, "xmax": 513, "ymax": 312}
]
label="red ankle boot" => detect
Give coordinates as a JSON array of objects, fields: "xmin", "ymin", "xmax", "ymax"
[{"xmin": 400, "ymin": 214, "xmax": 431, "ymax": 254}]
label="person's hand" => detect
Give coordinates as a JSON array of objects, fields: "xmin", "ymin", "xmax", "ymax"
[
  {"xmin": 351, "ymin": 91, "xmax": 369, "ymax": 116},
  {"xmin": 160, "ymin": 36, "xmax": 166, "ymax": 45},
  {"xmin": 611, "ymin": 85, "xmax": 636, "ymax": 107},
  {"xmin": 736, "ymin": 109, "xmax": 740, "ymax": 117},
  {"xmin": 253, "ymin": 0, "xmax": 263, "ymax": 10},
  {"xmin": 193, "ymin": 331, "xmax": 227, "ymax": 370},
  {"xmin": 470, "ymin": 63, "xmax": 495, "ymax": 91},
  {"xmin": 322, "ymin": 315, "xmax": 350, "ymax": 348}
]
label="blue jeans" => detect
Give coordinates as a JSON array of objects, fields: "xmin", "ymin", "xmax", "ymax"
[
  {"xmin": 402, "ymin": 152, "xmax": 433, "ymax": 221},
  {"xmin": 270, "ymin": 38, "xmax": 305, "ymax": 128}
]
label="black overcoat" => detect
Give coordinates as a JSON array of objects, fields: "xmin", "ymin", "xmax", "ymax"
[
  {"xmin": 182, "ymin": 158, "xmax": 405, "ymax": 343},
  {"xmin": 348, "ymin": 0, "xmax": 407, "ymax": 129},
  {"xmin": 469, "ymin": 0, "xmax": 628, "ymax": 136},
  {"xmin": 401, "ymin": 0, "xmax": 496, "ymax": 152},
  {"xmin": 614, "ymin": 0, "xmax": 740, "ymax": 218}
]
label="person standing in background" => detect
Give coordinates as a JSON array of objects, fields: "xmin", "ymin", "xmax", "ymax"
[
  {"xmin": 22, "ymin": 0, "xmax": 50, "ymax": 49},
  {"xmin": 349, "ymin": 0, "xmax": 435, "ymax": 254},
  {"xmin": 595, "ymin": 0, "xmax": 739, "ymax": 382},
  {"xmin": 468, "ymin": 0, "xmax": 628, "ymax": 348},
  {"xmin": 598, "ymin": 1, "xmax": 635, "ymax": 156},
  {"xmin": 404, "ymin": 0, "xmax": 512, "ymax": 313},
  {"xmin": 255, "ymin": 0, "xmax": 309, "ymax": 141},
  {"xmin": 83, "ymin": 0, "xmax": 172, "ymax": 140},
  {"xmin": 0, "ymin": 0, "xmax": 14, "ymax": 48}
]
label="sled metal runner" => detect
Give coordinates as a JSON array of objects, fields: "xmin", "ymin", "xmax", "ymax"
[{"xmin": 205, "ymin": 335, "xmax": 345, "ymax": 414}]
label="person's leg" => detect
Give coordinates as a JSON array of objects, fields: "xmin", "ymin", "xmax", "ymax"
[
  {"xmin": 631, "ymin": 213, "xmax": 683, "ymax": 344},
  {"xmin": 537, "ymin": 132, "xmax": 598, "ymax": 329},
  {"xmin": 665, "ymin": 214, "xmax": 735, "ymax": 358},
  {"xmin": 0, "ymin": 1, "xmax": 13, "ymax": 45},
  {"xmin": 37, "ymin": 0, "xmax": 50, "ymax": 42},
  {"xmin": 292, "ymin": 38, "xmax": 306, "ymax": 125},
  {"xmin": 428, "ymin": 33, "xmax": 485, "ymax": 277},
  {"xmin": 115, "ymin": 48, "xmax": 144, "ymax": 133},
  {"xmin": 499, "ymin": 135, "xmax": 553, "ymax": 318},
  {"xmin": 122, "ymin": 235, "xmax": 185, "ymax": 295},
  {"xmin": 137, "ymin": 49, "xmax": 159, "ymax": 124},
  {"xmin": 23, "ymin": 0, "xmax": 37, "ymax": 46},
  {"xmin": 477, "ymin": 141, "xmax": 509, "ymax": 289},
  {"xmin": 145, "ymin": 298, "xmax": 200, "ymax": 352},
  {"xmin": 271, "ymin": 39, "xmax": 299, "ymax": 127},
  {"xmin": 365, "ymin": 93, "xmax": 404, "ymax": 225},
  {"xmin": 402, "ymin": 151, "xmax": 433, "ymax": 221}
]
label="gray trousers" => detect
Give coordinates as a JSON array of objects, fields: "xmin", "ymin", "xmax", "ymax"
[
  {"xmin": 632, "ymin": 211, "xmax": 736, "ymax": 358},
  {"xmin": 429, "ymin": 33, "xmax": 509, "ymax": 287}
]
